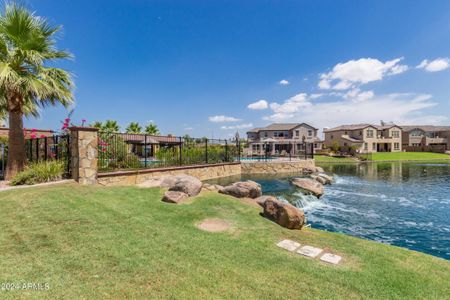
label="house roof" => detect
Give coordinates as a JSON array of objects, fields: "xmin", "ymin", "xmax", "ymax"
[
  {"xmin": 247, "ymin": 123, "xmax": 317, "ymax": 133},
  {"xmin": 341, "ymin": 135, "xmax": 364, "ymax": 143},
  {"xmin": 400, "ymin": 125, "xmax": 450, "ymax": 132},
  {"xmin": 324, "ymin": 124, "xmax": 400, "ymax": 132}
]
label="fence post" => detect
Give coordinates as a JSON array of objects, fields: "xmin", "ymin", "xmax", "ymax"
[
  {"xmin": 69, "ymin": 127, "xmax": 99, "ymax": 185},
  {"xmin": 44, "ymin": 137, "xmax": 48, "ymax": 160},
  {"xmin": 205, "ymin": 139, "xmax": 208, "ymax": 164},
  {"xmin": 289, "ymin": 141, "xmax": 291, "ymax": 161},
  {"xmin": 144, "ymin": 134, "xmax": 148, "ymax": 168},
  {"xmin": 225, "ymin": 140, "xmax": 228, "ymax": 162},
  {"xmin": 311, "ymin": 143, "xmax": 314, "ymax": 159},
  {"xmin": 35, "ymin": 138, "xmax": 39, "ymax": 161},
  {"xmin": 179, "ymin": 137, "xmax": 183, "ymax": 166}
]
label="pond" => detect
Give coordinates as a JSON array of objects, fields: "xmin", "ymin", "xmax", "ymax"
[{"xmin": 207, "ymin": 162, "xmax": 450, "ymax": 260}]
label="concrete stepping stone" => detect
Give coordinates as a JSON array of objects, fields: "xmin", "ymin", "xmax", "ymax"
[
  {"xmin": 320, "ymin": 253, "xmax": 342, "ymax": 265},
  {"xmin": 276, "ymin": 239, "xmax": 301, "ymax": 252},
  {"xmin": 296, "ymin": 245, "xmax": 323, "ymax": 258}
]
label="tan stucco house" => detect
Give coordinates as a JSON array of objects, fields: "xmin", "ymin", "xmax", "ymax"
[
  {"xmin": 246, "ymin": 123, "xmax": 323, "ymax": 156},
  {"xmin": 401, "ymin": 125, "xmax": 450, "ymax": 150},
  {"xmin": 323, "ymin": 124, "xmax": 402, "ymax": 153}
]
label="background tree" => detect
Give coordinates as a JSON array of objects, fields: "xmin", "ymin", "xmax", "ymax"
[
  {"xmin": 102, "ymin": 120, "xmax": 120, "ymax": 133},
  {"xmin": 145, "ymin": 123, "xmax": 160, "ymax": 135},
  {"xmin": 0, "ymin": 4, "xmax": 74, "ymax": 179},
  {"xmin": 91, "ymin": 121, "xmax": 103, "ymax": 130},
  {"xmin": 125, "ymin": 122, "xmax": 142, "ymax": 134}
]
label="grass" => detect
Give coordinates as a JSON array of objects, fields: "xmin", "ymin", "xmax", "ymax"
[
  {"xmin": 314, "ymin": 155, "xmax": 358, "ymax": 163},
  {"xmin": 369, "ymin": 152, "xmax": 450, "ymax": 161},
  {"xmin": 0, "ymin": 184, "xmax": 449, "ymax": 299}
]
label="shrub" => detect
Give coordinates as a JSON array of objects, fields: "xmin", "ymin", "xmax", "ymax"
[{"xmin": 10, "ymin": 160, "xmax": 65, "ymax": 186}]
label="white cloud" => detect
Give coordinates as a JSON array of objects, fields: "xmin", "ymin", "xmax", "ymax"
[
  {"xmin": 247, "ymin": 99, "xmax": 268, "ymax": 110},
  {"xmin": 318, "ymin": 57, "xmax": 408, "ymax": 90},
  {"xmin": 184, "ymin": 127, "xmax": 193, "ymax": 131},
  {"xmin": 208, "ymin": 115, "xmax": 241, "ymax": 122},
  {"xmin": 269, "ymin": 93, "xmax": 312, "ymax": 114},
  {"xmin": 279, "ymin": 79, "xmax": 290, "ymax": 85},
  {"xmin": 263, "ymin": 91, "xmax": 445, "ymax": 129},
  {"xmin": 416, "ymin": 58, "xmax": 450, "ymax": 72},
  {"xmin": 221, "ymin": 123, "xmax": 253, "ymax": 130}
]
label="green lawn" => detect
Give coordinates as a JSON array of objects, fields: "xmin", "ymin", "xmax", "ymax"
[
  {"xmin": 369, "ymin": 152, "xmax": 450, "ymax": 161},
  {"xmin": 314, "ymin": 155, "xmax": 358, "ymax": 163},
  {"xmin": 1, "ymin": 184, "xmax": 449, "ymax": 299}
]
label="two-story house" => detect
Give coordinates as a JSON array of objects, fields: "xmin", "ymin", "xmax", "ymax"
[
  {"xmin": 401, "ymin": 125, "xmax": 450, "ymax": 150},
  {"xmin": 323, "ymin": 124, "xmax": 403, "ymax": 153},
  {"xmin": 246, "ymin": 123, "xmax": 323, "ymax": 156}
]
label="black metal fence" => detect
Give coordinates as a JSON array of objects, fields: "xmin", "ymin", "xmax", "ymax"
[
  {"xmin": 242, "ymin": 142, "xmax": 315, "ymax": 161},
  {"xmin": 98, "ymin": 132, "xmax": 241, "ymax": 172},
  {"xmin": 25, "ymin": 134, "xmax": 72, "ymax": 176},
  {"xmin": 0, "ymin": 134, "xmax": 71, "ymax": 180}
]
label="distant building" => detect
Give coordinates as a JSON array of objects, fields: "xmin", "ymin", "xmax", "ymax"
[
  {"xmin": 0, "ymin": 127, "xmax": 54, "ymax": 139},
  {"xmin": 401, "ymin": 125, "xmax": 450, "ymax": 150},
  {"xmin": 246, "ymin": 123, "xmax": 323, "ymax": 156},
  {"xmin": 323, "ymin": 124, "xmax": 403, "ymax": 153}
]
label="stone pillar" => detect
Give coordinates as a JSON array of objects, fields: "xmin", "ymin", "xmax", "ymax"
[{"xmin": 69, "ymin": 127, "xmax": 99, "ymax": 185}]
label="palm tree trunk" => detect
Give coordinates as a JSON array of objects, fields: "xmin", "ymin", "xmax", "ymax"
[{"xmin": 5, "ymin": 110, "xmax": 26, "ymax": 180}]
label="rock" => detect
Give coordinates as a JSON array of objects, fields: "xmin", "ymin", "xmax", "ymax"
[
  {"xmin": 258, "ymin": 196, "xmax": 306, "ymax": 230},
  {"xmin": 310, "ymin": 174, "xmax": 327, "ymax": 185},
  {"xmin": 162, "ymin": 191, "xmax": 189, "ymax": 204},
  {"xmin": 315, "ymin": 166, "xmax": 325, "ymax": 173},
  {"xmin": 166, "ymin": 175, "xmax": 203, "ymax": 197},
  {"xmin": 291, "ymin": 178, "xmax": 324, "ymax": 198},
  {"xmin": 202, "ymin": 183, "xmax": 223, "ymax": 192},
  {"xmin": 219, "ymin": 180, "xmax": 262, "ymax": 199},
  {"xmin": 317, "ymin": 173, "xmax": 333, "ymax": 185},
  {"xmin": 255, "ymin": 195, "xmax": 278, "ymax": 208},
  {"xmin": 302, "ymin": 167, "xmax": 316, "ymax": 175}
]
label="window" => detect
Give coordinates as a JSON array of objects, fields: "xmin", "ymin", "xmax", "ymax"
[
  {"xmin": 308, "ymin": 130, "xmax": 313, "ymax": 137},
  {"xmin": 394, "ymin": 143, "xmax": 400, "ymax": 150},
  {"xmin": 372, "ymin": 143, "xmax": 376, "ymax": 150},
  {"xmin": 344, "ymin": 142, "xmax": 348, "ymax": 146},
  {"xmin": 359, "ymin": 131, "xmax": 362, "ymax": 136},
  {"xmin": 392, "ymin": 131, "xmax": 400, "ymax": 138},
  {"xmin": 264, "ymin": 132, "xmax": 268, "ymax": 138},
  {"xmin": 295, "ymin": 130, "xmax": 299, "ymax": 137},
  {"xmin": 314, "ymin": 143, "xmax": 318, "ymax": 148},
  {"xmin": 411, "ymin": 130, "xmax": 423, "ymax": 137},
  {"xmin": 364, "ymin": 143, "xmax": 368, "ymax": 150},
  {"xmin": 344, "ymin": 131, "xmax": 348, "ymax": 135},
  {"xmin": 366, "ymin": 129, "xmax": 374, "ymax": 138},
  {"xmin": 330, "ymin": 135, "xmax": 334, "ymax": 139}
]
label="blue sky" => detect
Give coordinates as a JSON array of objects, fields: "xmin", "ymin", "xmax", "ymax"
[{"xmin": 23, "ymin": 0, "xmax": 450, "ymax": 138}]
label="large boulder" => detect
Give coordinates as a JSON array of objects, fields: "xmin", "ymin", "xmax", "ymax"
[
  {"xmin": 219, "ymin": 180, "xmax": 262, "ymax": 199},
  {"xmin": 168, "ymin": 175, "xmax": 203, "ymax": 197},
  {"xmin": 162, "ymin": 191, "xmax": 189, "ymax": 204},
  {"xmin": 257, "ymin": 196, "xmax": 306, "ymax": 230},
  {"xmin": 202, "ymin": 183, "xmax": 224, "ymax": 192},
  {"xmin": 315, "ymin": 166, "xmax": 325, "ymax": 173},
  {"xmin": 317, "ymin": 173, "xmax": 333, "ymax": 185},
  {"xmin": 310, "ymin": 174, "xmax": 327, "ymax": 185},
  {"xmin": 291, "ymin": 178, "xmax": 324, "ymax": 198}
]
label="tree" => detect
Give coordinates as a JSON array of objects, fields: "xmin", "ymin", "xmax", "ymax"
[
  {"xmin": 145, "ymin": 123, "xmax": 160, "ymax": 135},
  {"xmin": 91, "ymin": 121, "xmax": 103, "ymax": 130},
  {"xmin": 0, "ymin": 4, "xmax": 74, "ymax": 179},
  {"xmin": 125, "ymin": 122, "xmax": 142, "ymax": 134},
  {"xmin": 102, "ymin": 120, "xmax": 120, "ymax": 133}
]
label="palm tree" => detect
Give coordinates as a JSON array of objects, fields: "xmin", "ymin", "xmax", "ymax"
[
  {"xmin": 91, "ymin": 121, "xmax": 103, "ymax": 130},
  {"xmin": 125, "ymin": 122, "xmax": 142, "ymax": 134},
  {"xmin": 0, "ymin": 4, "xmax": 74, "ymax": 179},
  {"xmin": 145, "ymin": 123, "xmax": 160, "ymax": 135},
  {"xmin": 102, "ymin": 120, "xmax": 120, "ymax": 133}
]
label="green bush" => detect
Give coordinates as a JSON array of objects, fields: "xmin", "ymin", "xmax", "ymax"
[{"xmin": 10, "ymin": 160, "xmax": 65, "ymax": 186}]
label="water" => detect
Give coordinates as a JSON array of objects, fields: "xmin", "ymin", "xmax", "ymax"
[{"xmin": 207, "ymin": 162, "xmax": 450, "ymax": 260}]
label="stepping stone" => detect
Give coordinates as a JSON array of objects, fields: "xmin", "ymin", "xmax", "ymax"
[
  {"xmin": 320, "ymin": 253, "xmax": 342, "ymax": 265},
  {"xmin": 296, "ymin": 245, "xmax": 323, "ymax": 258},
  {"xmin": 276, "ymin": 239, "xmax": 301, "ymax": 252}
]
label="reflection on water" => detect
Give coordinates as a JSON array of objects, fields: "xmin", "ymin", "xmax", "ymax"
[{"xmin": 207, "ymin": 162, "xmax": 450, "ymax": 260}]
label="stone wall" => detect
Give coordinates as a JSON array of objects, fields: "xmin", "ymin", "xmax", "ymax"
[
  {"xmin": 70, "ymin": 127, "xmax": 98, "ymax": 185},
  {"xmin": 241, "ymin": 160, "xmax": 315, "ymax": 174},
  {"xmin": 97, "ymin": 163, "xmax": 241, "ymax": 186}
]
